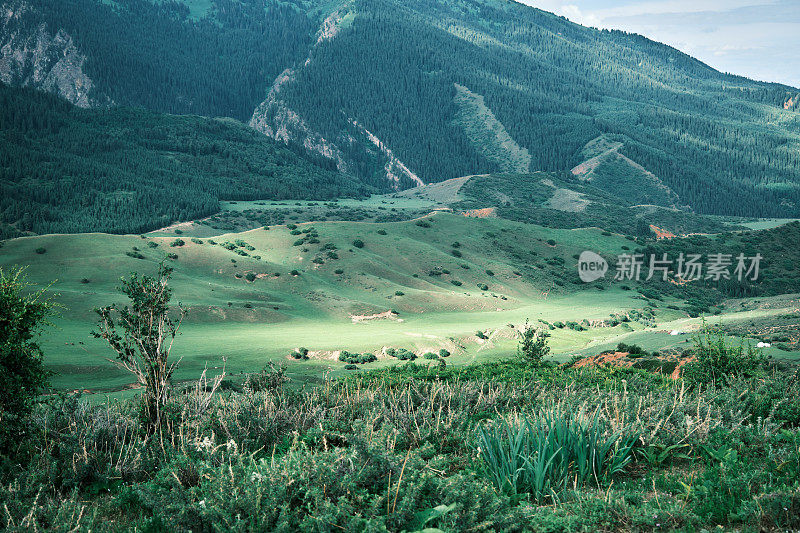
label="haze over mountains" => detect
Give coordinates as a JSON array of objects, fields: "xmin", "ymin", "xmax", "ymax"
[{"xmin": 2, "ymin": 0, "xmax": 800, "ymax": 235}]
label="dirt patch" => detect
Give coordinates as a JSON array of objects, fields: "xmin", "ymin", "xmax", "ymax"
[
  {"xmin": 461, "ymin": 207, "xmax": 496, "ymax": 218},
  {"xmin": 649, "ymin": 225, "xmax": 677, "ymax": 240},
  {"xmin": 350, "ymin": 310, "xmax": 399, "ymax": 323},
  {"xmin": 569, "ymin": 351, "xmax": 696, "ymax": 379}
]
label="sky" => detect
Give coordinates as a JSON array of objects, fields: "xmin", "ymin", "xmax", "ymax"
[{"xmin": 519, "ymin": 0, "xmax": 800, "ymax": 88}]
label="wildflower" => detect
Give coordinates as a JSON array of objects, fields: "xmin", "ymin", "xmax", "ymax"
[{"xmin": 194, "ymin": 436, "xmax": 214, "ymax": 452}]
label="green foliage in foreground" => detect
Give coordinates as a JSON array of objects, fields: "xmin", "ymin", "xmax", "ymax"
[
  {"xmin": 2, "ymin": 355, "xmax": 800, "ymax": 530},
  {"xmin": 477, "ymin": 408, "xmax": 637, "ymax": 501},
  {"xmin": 0, "ymin": 268, "xmax": 53, "ymax": 452}
]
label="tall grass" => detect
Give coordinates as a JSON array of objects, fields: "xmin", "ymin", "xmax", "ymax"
[{"xmin": 477, "ymin": 407, "xmax": 639, "ymax": 501}]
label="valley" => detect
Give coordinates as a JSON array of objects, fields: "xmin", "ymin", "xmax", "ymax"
[
  {"xmin": 2, "ymin": 1, "xmax": 800, "ymax": 530},
  {"xmin": 3, "ymin": 184, "xmax": 798, "ymax": 394}
]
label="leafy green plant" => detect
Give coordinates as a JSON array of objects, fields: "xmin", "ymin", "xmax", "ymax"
[
  {"xmin": 684, "ymin": 321, "xmax": 767, "ymax": 385},
  {"xmin": 0, "ymin": 268, "xmax": 53, "ymax": 452},
  {"xmin": 638, "ymin": 443, "xmax": 692, "ymax": 467},
  {"xmin": 92, "ymin": 263, "xmax": 185, "ymax": 426},
  {"xmin": 477, "ymin": 407, "xmax": 638, "ymax": 501},
  {"xmin": 517, "ymin": 319, "xmax": 550, "ymax": 365}
]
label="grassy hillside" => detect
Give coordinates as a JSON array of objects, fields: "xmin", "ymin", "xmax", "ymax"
[
  {"xmin": 453, "ymin": 172, "xmax": 732, "ymax": 236},
  {"xmin": 2, "ymin": 204, "xmax": 798, "ymax": 393},
  {"xmin": 0, "ymin": 83, "xmax": 368, "ymax": 236}
]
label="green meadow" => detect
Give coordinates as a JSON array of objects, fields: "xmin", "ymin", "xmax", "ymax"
[{"xmin": 3, "ymin": 207, "xmax": 798, "ymax": 395}]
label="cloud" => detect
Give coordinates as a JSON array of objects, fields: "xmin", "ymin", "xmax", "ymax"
[{"xmin": 517, "ymin": 0, "xmax": 800, "ymax": 87}]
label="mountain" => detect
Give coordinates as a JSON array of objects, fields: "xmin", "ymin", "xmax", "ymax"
[
  {"xmin": 0, "ymin": 83, "xmax": 368, "ymax": 237},
  {"xmin": 2, "ymin": 0, "xmax": 800, "ymax": 219}
]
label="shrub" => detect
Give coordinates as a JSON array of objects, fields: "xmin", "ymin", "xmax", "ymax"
[
  {"xmin": 334, "ymin": 269, "xmax": 344, "ymax": 274},
  {"xmin": 388, "ymin": 348, "xmax": 416, "ymax": 360},
  {"xmin": 439, "ymin": 349, "xmax": 451, "ymax": 358},
  {"xmin": 476, "ymin": 330, "xmax": 488, "ymax": 340},
  {"xmin": 0, "ymin": 268, "xmax": 53, "ymax": 452},
  {"xmin": 415, "ymin": 220, "xmax": 431, "ymax": 228},
  {"xmin": 485, "ymin": 269, "xmax": 494, "ymax": 276},
  {"xmin": 191, "ymin": 238, "xmax": 203, "ymax": 245},
  {"xmin": 423, "ymin": 352, "xmax": 438, "ymax": 360},
  {"xmin": 352, "ymin": 239, "xmax": 365, "ymax": 248},
  {"xmin": 34, "ymin": 247, "xmax": 46, "ymax": 254},
  {"xmin": 125, "ymin": 251, "xmax": 145, "ymax": 259},
  {"xmin": 358, "ymin": 353, "xmax": 377, "ymax": 364},
  {"xmin": 450, "ymin": 280, "xmax": 462, "ymax": 286},
  {"xmin": 684, "ymin": 323, "xmax": 767, "ymax": 385},
  {"xmin": 170, "ymin": 239, "xmax": 185, "ymax": 247},
  {"xmin": 477, "ymin": 283, "xmax": 489, "ymax": 291},
  {"xmin": 451, "ymin": 249, "xmax": 462, "ymax": 258},
  {"xmin": 290, "ymin": 270, "xmax": 300, "ymax": 276},
  {"xmin": 291, "ymin": 347, "xmax": 309, "ymax": 360},
  {"xmin": 167, "ymin": 253, "xmax": 178, "ymax": 260},
  {"xmin": 617, "ymin": 343, "xmax": 646, "ymax": 355},
  {"xmin": 451, "ymin": 241, "xmax": 461, "ymax": 248},
  {"xmin": 546, "ymin": 239, "xmax": 556, "ymax": 246},
  {"xmin": 147, "ymin": 241, "xmax": 159, "ymax": 248},
  {"xmin": 92, "ymin": 263, "xmax": 185, "ymax": 426},
  {"xmin": 174, "ymin": 229, "xmax": 183, "ymax": 235},
  {"xmin": 245, "ymin": 272, "xmax": 257, "ymax": 282},
  {"xmin": 377, "ymin": 229, "xmax": 387, "ymax": 235},
  {"xmin": 395, "ymin": 290, "xmax": 405, "ymax": 296},
  {"xmin": 517, "ymin": 320, "xmax": 550, "ymax": 365},
  {"xmin": 243, "ymin": 362, "xmax": 287, "ymax": 393},
  {"xmin": 80, "ymin": 278, "xmax": 90, "ymax": 284},
  {"xmin": 293, "ymin": 239, "xmax": 305, "ymax": 246}
]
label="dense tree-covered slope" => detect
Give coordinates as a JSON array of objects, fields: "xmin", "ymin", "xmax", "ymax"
[
  {"xmin": 249, "ymin": 0, "xmax": 800, "ymax": 216},
  {"xmin": 0, "ymin": 0, "xmax": 317, "ymax": 119},
  {"xmin": 2, "ymin": 0, "xmax": 800, "ymax": 218},
  {"xmin": 0, "ymin": 84, "xmax": 368, "ymax": 237}
]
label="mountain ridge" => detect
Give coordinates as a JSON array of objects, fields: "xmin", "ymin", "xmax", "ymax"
[{"xmin": 2, "ymin": 0, "xmax": 800, "ymax": 218}]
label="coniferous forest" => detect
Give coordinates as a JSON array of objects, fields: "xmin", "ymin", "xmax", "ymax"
[
  {"xmin": 2, "ymin": 0, "xmax": 799, "ymax": 228},
  {"xmin": 0, "ymin": 84, "xmax": 368, "ymax": 237}
]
